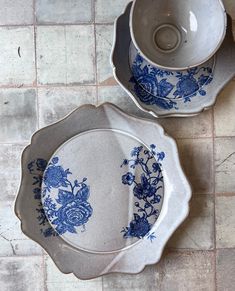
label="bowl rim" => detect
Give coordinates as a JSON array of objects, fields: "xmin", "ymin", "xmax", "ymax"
[{"xmin": 129, "ymin": 0, "xmax": 227, "ymax": 71}]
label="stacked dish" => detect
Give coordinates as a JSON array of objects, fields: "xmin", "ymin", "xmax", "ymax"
[
  {"xmin": 111, "ymin": 1, "xmax": 235, "ymax": 117},
  {"xmin": 15, "ymin": 103, "xmax": 191, "ymax": 279}
]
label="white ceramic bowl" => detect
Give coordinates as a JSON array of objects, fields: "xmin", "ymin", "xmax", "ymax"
[{"xmin": 130, "ymin": 0, "xmax": 227, "ymax": 70}]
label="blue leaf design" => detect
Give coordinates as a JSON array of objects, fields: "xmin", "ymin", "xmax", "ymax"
[
  {"xmin": 75, "ymin": 185, "xmax": 90, "ymax": 201},
  {"xmin": 56, "ymin": 189, "xmax": 74, "ymax": 205}
]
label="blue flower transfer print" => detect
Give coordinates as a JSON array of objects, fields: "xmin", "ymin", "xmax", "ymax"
[
  {"xmin": 121, "ymin": 144, "xmax": 165, "ymax": 240},
  {"xmin": 130, "ymin": 51, "xmax": 213, "ymax": 109},
  {"xmin": 28, "ymin": 158, "xmax": 57, "ymax": 237},
  {"xmin": 41, "ymin": 157, "xmax": 93, "ymax": 235}
]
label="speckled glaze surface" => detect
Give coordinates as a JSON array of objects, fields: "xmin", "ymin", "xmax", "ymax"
[
  {"xmin": 130, "ymin": 0, "xmax": 227, "ymax": 70},
  {"xmin": 111, "ymin": 2, "xmax": 235, "ymax": 118},
  {"xmin": 15, "ymin": 103, "xmax": 191, "ymax": 279}
]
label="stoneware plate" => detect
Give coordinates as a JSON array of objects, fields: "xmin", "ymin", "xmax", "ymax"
[
  {"xmin": 111, "ymin": 2, "xmax": 235, "ymax": 117},
  {"xmin": 15, "ymin": 103, "xmax": 191, "ymax": 279}
]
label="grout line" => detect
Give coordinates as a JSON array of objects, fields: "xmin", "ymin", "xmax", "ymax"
[
  {"xmin": 33, "ymin": 0, "xmax": 40, "ymax": 130},
  {"xmin": 212, "ymin": 106, "xmax": 218, "ymax": 291},
  {"xmin": 42, "ymin": 254, "xmax": 47, "ymax": 291},
  {"xmin": 0, "ymin": 83, "xmax": 98, "ymax": 89},
  {"xmin": 93, "ymin": 0, "xmax": 99, "ymax": 106},
  {"xmin": 0, "ymin": 254, "xmax": 44, "ymax": 258}
]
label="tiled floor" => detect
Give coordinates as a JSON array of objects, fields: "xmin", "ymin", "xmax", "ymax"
[{"xmin": 0, "ymin": 1, "xmax": 234, "ymax": 290}]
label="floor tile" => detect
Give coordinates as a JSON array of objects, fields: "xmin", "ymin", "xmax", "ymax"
[
  {"xmin": 159, "ymin": 109, "xmax": 213, "ymax": 139},
  {"xmin": 224, "ymin": 0, "xmax": 235, "ymax": 19},
  {"xmin": 96, "ymin": 25, "xmax": 116, "ymax": 85},
  {"xmin": 36, "ymin": 0, "xmax": 94, "ymax": 24},
  {"xmin": 45, "ymin": 255, "xmax": 102, "ymax": 291},
  {"xmin": 177, "ymin": 138, "xmax": 214, "ymax": 194},
  {"xmin": 0, "ymin": 200, "xmax": 42, "ymax": 256},
  {"xmin": 38, "ymin": 86, "xmax": 96, "ymax": 127},
  {"xmin": 168, "ymin": 195, "xmax": 214, "ymax": 250},
  {"xmin": 0, "ymin": 27, "xmax": 35, "ymax": 86},
  {"xmin": 215, "ymin": 137, "xmax": 235, "ymax": 193},
  {"xmin": 0, "ymin": 144, "xmax": 25, "ymax": 201},
  {"xmin": 217, "ymin": 248, "xmax": 235, "ymax": 291},
  {"xmin": 216, "ymin": 195, "xmax": 235, "ymax": 248},
  {"xmin": 0, "ymin": 256, "xmax": 44, "ymax": 291},
  {"xmin": 98, "ymin": 85, "xmax": 154, "ymax": 119},
  {"xmin": 0, "ymin": 88, "xmax": 37, "ymax": 142},
  {"xmin": 157, "ymin": 251, "xmax": 215, "ymax": 291},
  {"xmin": 214, "ymin": 81, "xmax": 235, "ymax": 137},
  {"xmin": 95, "ymin": 0, "xmax": 130, "ymax": 23},
  {"xmin": 0, "ymin": 0, "xmax": 33, "ymax": 25},
  {"xmin": 37, "ymin": 25, "xmax": 95, "ymax": 85},
  {"xmin": 103, "ymin": 266, "xmax": 158, "ymax": 291}
]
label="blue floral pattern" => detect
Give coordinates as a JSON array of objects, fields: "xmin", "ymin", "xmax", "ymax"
[
  {"xmin": 28, "ymin": 158, "xmax": 58, "ymax": 237},
  {"xmin": 41, "ymin": 157, "xmax": 93, "ymax": 235},
  {"xmin": 121, "ymin": 144, "xmax": 165, "ymax": 239},
  {"xmin": 129, "ymin": 50, "xmax": 213, "ymax": 109}
]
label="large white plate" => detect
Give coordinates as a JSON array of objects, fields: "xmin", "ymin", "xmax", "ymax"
[{"xmin": 15, "ymin": 103, "xmax": 191, "ymax": 279}]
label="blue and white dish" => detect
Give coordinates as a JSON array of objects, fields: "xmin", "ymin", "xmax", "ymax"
[
  {"xmin": 15, "ymin": 103, "xmax": 191, "ymax": 279},
  {"xmin": 111, "ymin": 2, "xmax": 235, "ymax": 117},
  {"xmin": 129, "ymin": 42, "xmax": 214, "ymax": 104}
]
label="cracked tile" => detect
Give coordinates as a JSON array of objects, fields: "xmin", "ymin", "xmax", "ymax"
[
  {"xmin": 45, "ymin": 255, "xmax": 102, "ymax": 290},
  {"xmin": 0, "ymin": 200, "xmax": 42, "ymax": 256},
  {"xmin": 215, "ymin": 137, "xmax": 235, "ymax": 193},
  {"xmin": 96, "ymin": 25, "xmax": 115, "ymax": 84},
  {"xmin": 38, "ymin": 87, "xmax": 96, "ymax": 127},
  {"xmin": 95, "ymin": 0, "xmax": 130, "ymax": 23},
  {"xmin": 0, "ymin": 0, "xmax": 33, "ymax": 25},
  {"xmin": 214, "ymin": 81, "xmax": 235, "ymax": 137},
  {"xmin": 216, "ymin": 195, "xmax": 235, "ymax": 248},
  {"xmin": 217, "ymin": 248, "xmax": 235, "ymax": 291},
  {"xmin": 0, "ymin": 88, "xmax": 37, "ymax": 142},
  {"xmin": 36, "ymin": 0, "xmax": 94, "ymax": 24},
  {"xmin": 37, "ymin": 25, "xmax": 95, "ymax": 85},
  {"xmin": 177, "ymin": 138, "xmax": 213, "ymax": 194},
  {"xmin": 168, "ymin": 195, "xmax": 214, "ymax": 250},
  {"xmin": 0, "ymin": 144, "xmax": 25, "ymax": 201},
  {"xmin": 0, "ymin": 256, "xmax": 44, "ymax": 291},
  {"xmin": 0, "ymin": 27, "xmax": 35, "ymax": 86}
]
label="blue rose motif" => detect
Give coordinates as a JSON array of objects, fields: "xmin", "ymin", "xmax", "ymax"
[
  {"xmin": 133, "ymin": 175, "xmax": 156, "ymax": 199},
  {"xmin": 122, "ymin": 172, "xmax": 135, "ymax": 185},
  {"xmin": 123, "ymin": 214, "xmax": 151, "ymax": 238},
  {"xmin": 54, "ymin": 200, "xmax": 93, "ymax": 234},
  {"xmin": 44, "ymin": 165, "xmax": 68, "ymax": 189},
  {"xmin": 40, "ymin": 157, "xmax": 93, "ymax": 236},
  {"xmin": 174, "ymin": 75, "xmax": 199, "ymax": 98}
]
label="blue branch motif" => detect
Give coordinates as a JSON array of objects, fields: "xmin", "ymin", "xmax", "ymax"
[
  {"xmin": 130, "ymin": 53, "xmax": 213, "ymax": 109},
  {"xmin": 121, "ymin": 144, "xmax": 165, "ymax": 241},
  {"xmin": 28, "ymin": 158, "xmax": 57, "ymax": 237},
  {"xmin": 41, "ymin": 157, "xmax": 92, "ymax": 235}
]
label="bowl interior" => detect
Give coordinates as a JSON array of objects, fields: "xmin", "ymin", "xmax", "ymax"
[{"xmin": 131, "ymin": 0, "xmax": 226, "ymax": 69}]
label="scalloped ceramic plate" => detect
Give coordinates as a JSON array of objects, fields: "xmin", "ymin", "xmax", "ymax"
[
  {"xmin": 15, "ymin": 103, "xmax": 191, "ymax": 279},
  {"xmin": 111, "ymin": 2, "xmax": 235, "ymax": 117}
]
